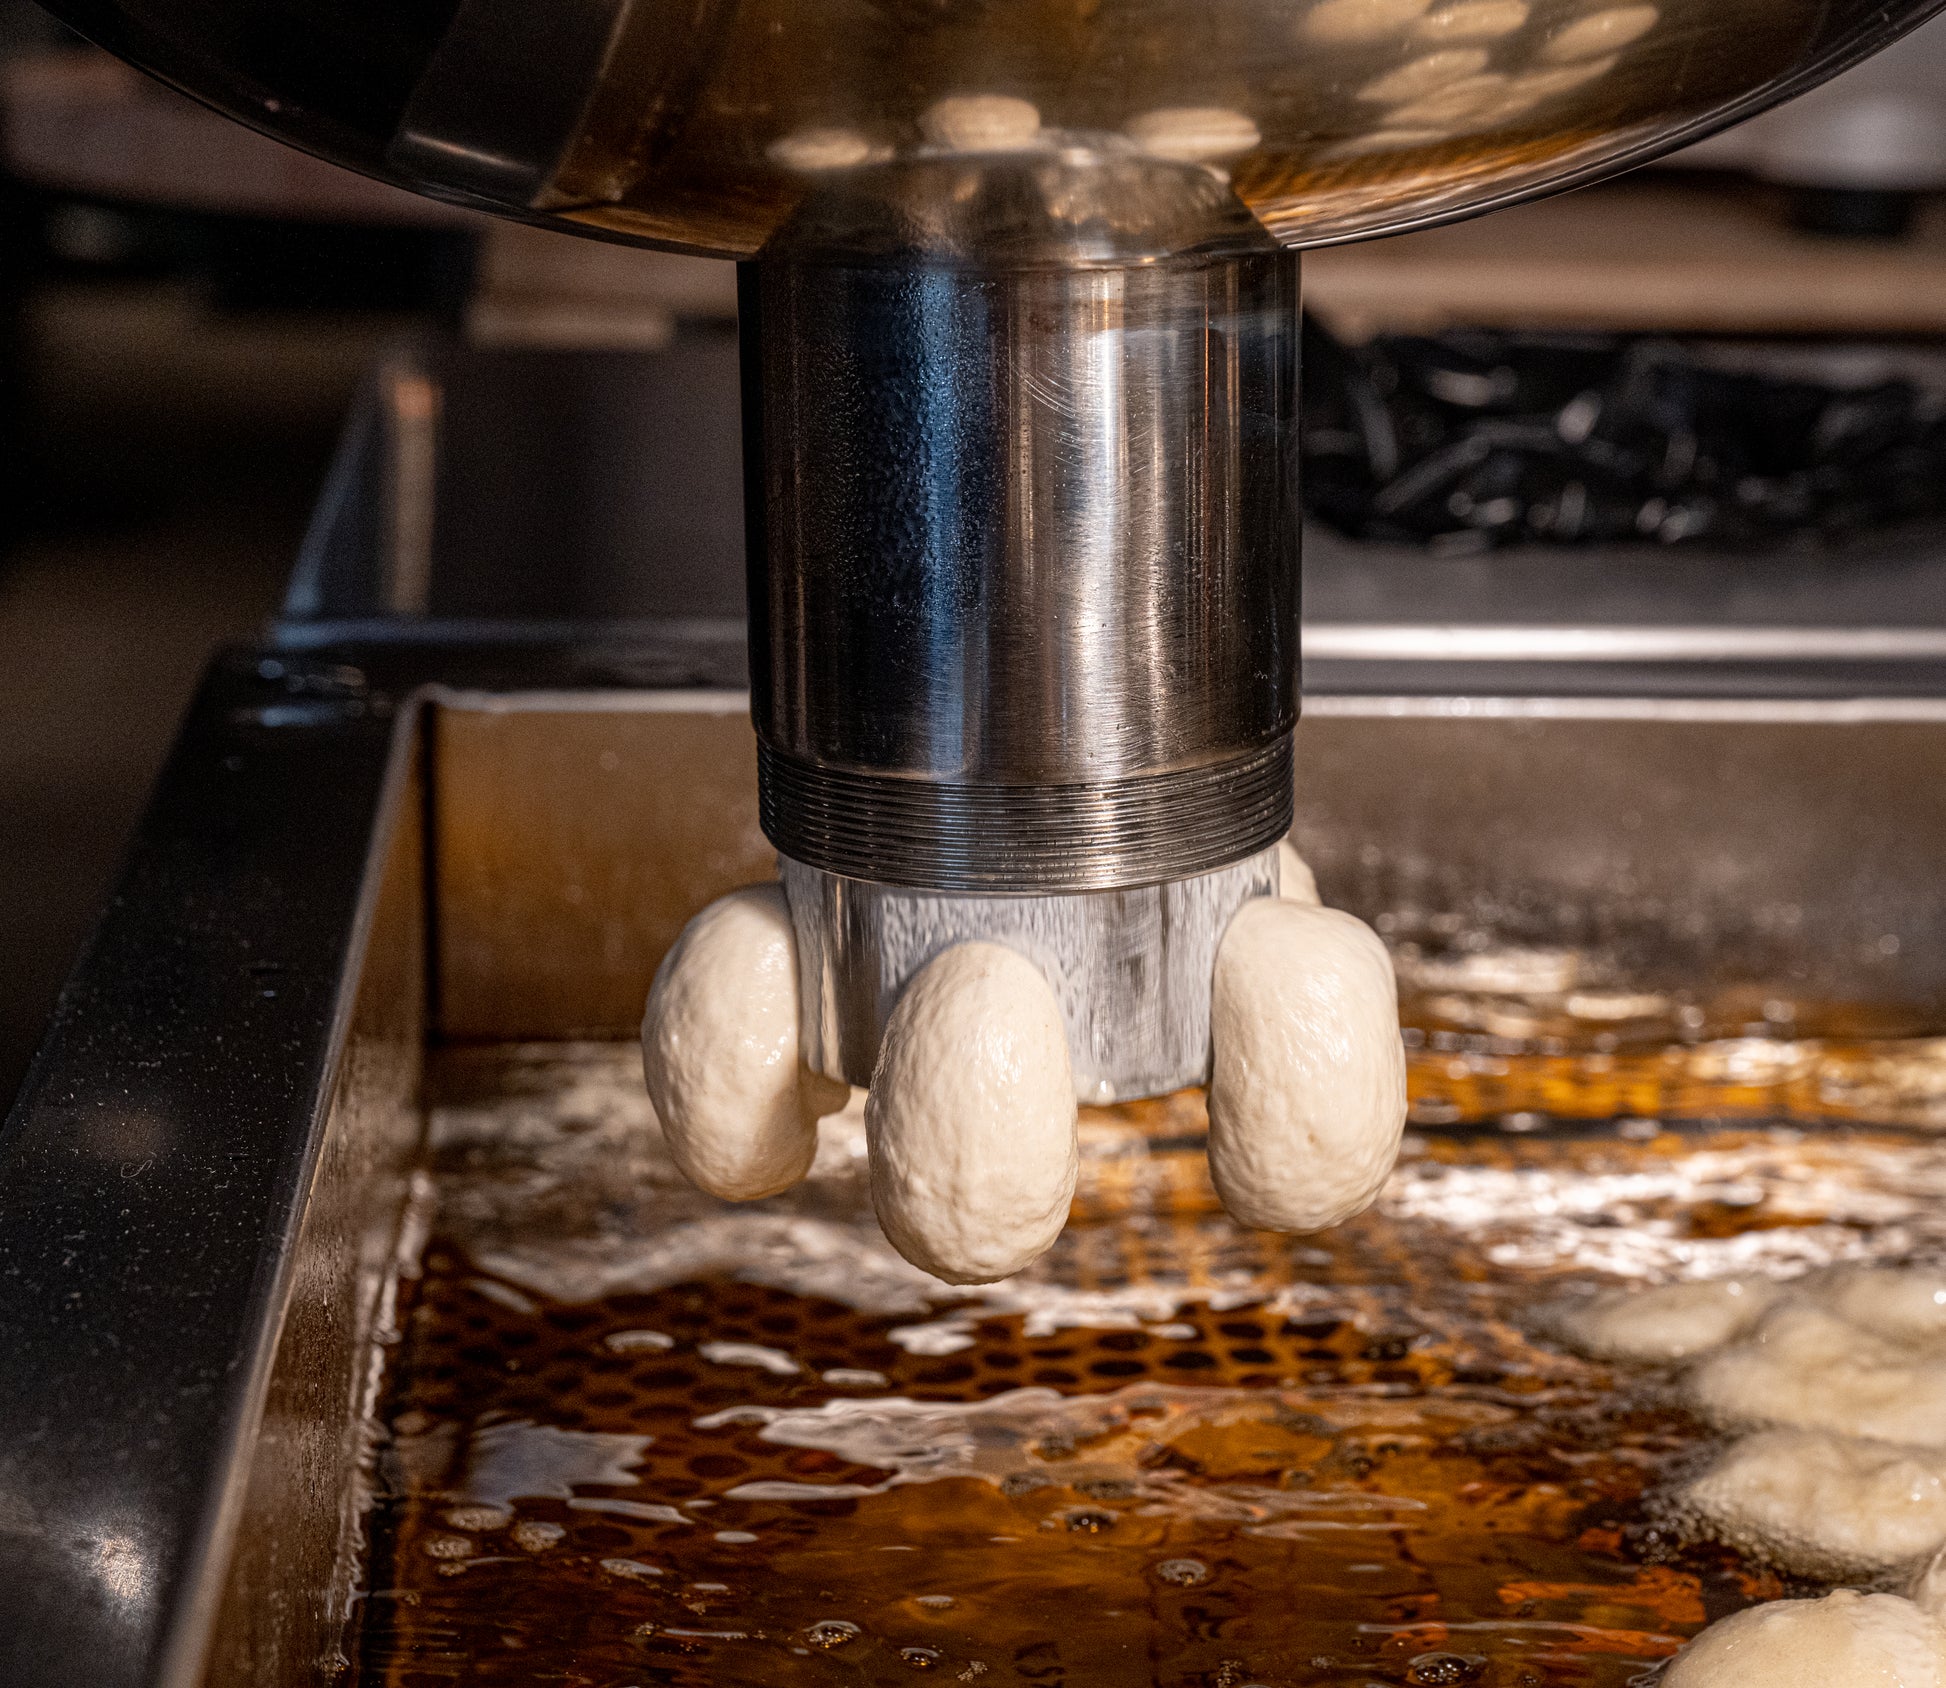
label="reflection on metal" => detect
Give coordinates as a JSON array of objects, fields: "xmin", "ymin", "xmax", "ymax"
[
  {"xmin": 379, "ymin": 360, "xmax": 441, "ymax": 617},
  {"xmin": 1308, "ymin": 623, "xmax": 1946, "ymax": 662},
  {"xmin": 782, "ymin": 849, "xmax": 1279, "ymax": 1101},
  {"xmin": 7, "ymin": 638, "xmax": 1946, "ymax": 1688},
  {"xmin": 744, "ymin": 164, "xmax": 1299, "ymax": 893}
]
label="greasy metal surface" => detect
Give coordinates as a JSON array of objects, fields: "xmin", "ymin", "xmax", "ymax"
[
  {"xmin": 429, "ymin": 697, "xmax": 1946, "ymax": 1044},
  {"xmin": 8, "ymin": 638, "xmax": 1946, "ymax": 1688},
  {"xmin": 1291, "ymin": 704, "xmax": 1946, "ymax": 1014},
  {"xmin": 34, "ymin": 0, "xmax": 1946, "ymax": 261},
  {"xmin": 199, "ymin": 745, "xmax": 425, "ymax": 1688},
  {"xmin": 433, "ymin": 690, "xmax": 772, "ymax": 1042},
  {"xmin": 0, "ymin": 653, "xmax": 418, "ymax": 1688},
  {"xmin": 782, "ymin": 848, "xmax": 1280, "ymax": 1101},
  {"xmin": 743, "ymin": 235, "xmax": 1298, "ymax": 891}
]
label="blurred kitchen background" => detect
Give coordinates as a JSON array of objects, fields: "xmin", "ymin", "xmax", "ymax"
[{"xmin": 6, "ymin": 0, "xmax": 1946, "ymax": 1108}]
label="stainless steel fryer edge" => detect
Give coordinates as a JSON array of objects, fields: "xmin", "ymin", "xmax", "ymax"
[
  {"xmin": 0, "ymin": 653, "xmax": 424, "ymax": 1688},
  {"xmin": 5, "ymin": 653, "xmax": 1946, "ymax": 1688}
]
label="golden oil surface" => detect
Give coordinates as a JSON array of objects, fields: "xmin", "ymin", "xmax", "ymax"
[{"xmin": 344, "ymin": 1036, "xmax": 1946, "ymax": 1687}]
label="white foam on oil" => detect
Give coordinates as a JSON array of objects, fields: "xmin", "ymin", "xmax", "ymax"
[{"xmin": 1386, "ymin": 1140, "xmax": 1946, "ymax": 1280}]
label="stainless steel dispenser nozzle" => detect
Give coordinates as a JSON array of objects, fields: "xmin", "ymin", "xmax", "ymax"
[{"xmin": 740, "ymin": 151, "xmax": 1299, "ymax": 1101}]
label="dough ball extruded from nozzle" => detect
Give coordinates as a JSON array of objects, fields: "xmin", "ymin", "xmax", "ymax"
[
  {"xmin": 1207, "ymin": 898, "xmax": 1407, "ymax": 1233},
  {"xmin": 1277, "ymin": 839, "xmax": 1321, "ymax": 905},
  {"xmin": 866, "ymin": 942, "xmax": 1078, "ymax": 1286},
  {"xmin": 1663, "ymin": 1590, "xmax": 1946, "ymax": 1688},
  {"xmin": 641, "ymin": 884, "xmax": 848, "ymax": 1201}
]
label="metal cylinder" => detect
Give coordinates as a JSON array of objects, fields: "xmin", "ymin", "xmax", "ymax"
[
  {"xmin": 782, "ymin": 847, "xmax": 1279, "ymax": 1103},
  {"xmin": 742, "ymin": 155, "xmax": 1300, "ymax": 895}
]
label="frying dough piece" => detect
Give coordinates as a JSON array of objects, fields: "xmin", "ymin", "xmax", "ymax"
[
  {"xmin": 1663, "ymin": 1591, "xmax": 1946, "ymax": 1688},
  {"xmin": 866, "ymin": 943, "xmax": 1078, "ymax": 1285},
  {"xmin": 1207, "ymin": 898, "xmax": 1407, "ymax": 1232},
  {"xmin": 1688, "ymin": 1302, "xmax": 1946, "ymax": 1449},
  {"xmin": 641, "ymin": 885, "xmax": 847, "ymax": 1200},
  {"xmin": 1683, "ymin": 1429, "xmax": 1946, "ymax": 1575},
  {"xmin": 1811, "ymin": 1265, "xmax": 1946, "ymax": 1347},
  {"xmin": 1277, "ymin": 839, "xmax": 1321, "ymax": 905},
  {"xmin": 919, "ymin": 94, "xmax": 1042, "ymax": 153},
  {"xmin": 1554, "ymin": 1276, "xmax": 1781, "ymax": 1363}
]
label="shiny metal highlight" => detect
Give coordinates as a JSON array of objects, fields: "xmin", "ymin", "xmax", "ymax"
[
  {"xmin": 743, "ymin": 159, "xmax": 1301, "ymax": 893},
  {"xmin": 781, "ymin": 847, "xmax": 1281, "ymax": 1102}
]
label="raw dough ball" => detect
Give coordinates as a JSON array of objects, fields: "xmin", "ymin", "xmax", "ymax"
[
  {"xmin": 1555, "ymin": 1276, "xmax": 1780, "ymax": 1363},
  {"xmin": 1207, "ymin": 898, "xmax": 1407, "ymax": 1233},
  {"xmin": 1277, "ymin": 839, "xmax": 1321, "ymax": 905},
  {"xmin": 1303, "ymin": 0, "xmax": 1434, "ymax": 44},
  {"xmin": 1664, "ymin": 1591, "xmax": 1946, "ymax": 1688},
  {"xmin": 1542, "ymin": 3, "xmax": 1657, "ymax": 60},
  {"xmin": 767, "ymin": 126, "xmax": 880, "ymax": 171},
  {"xmin": 1683, "ymin": 1430, "xmax": 1946, "ymax": 1575},
  {"xmin": 1358, "ymin": 49, "xmax": 1491, "ymax": 104},
  {"xmin": 866, "ymin": 942, "xmax": 1078, "ymax": 1285},
  {"xmin": 1915, "ymin": 1546, "xmax": 1946, "ymax": 1622},
  {"xmin": 641, "ymin": 885, "xmax": 847, "ymax": 1201},
  {"xmin": 1125, "ymin": 106, "xmax": 1260, "ymax": 162},
  {"xmin": 919, "ymin": 94, "xmax": 1042, "ymax": 153},
  {"xmin": 1689, "ymin": 1302, "xmax": 1946, "ymax": 1449}
]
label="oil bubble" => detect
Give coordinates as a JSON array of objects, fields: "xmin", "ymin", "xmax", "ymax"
[
  {"xmin": 1154, "ymin": 1558, "xmax": 1209, "ymax": 1586},
  {"xmin": 1409, "ymin": 1655, "xmax": 1486, "ymax": 1684},
  {"xmin": 902, "ymin": 1646, "xmax": 944, "ymax": 1669},
  {"xmin": 808, "ymin": 1620, "xmax": 862, "ymax": 1649}
]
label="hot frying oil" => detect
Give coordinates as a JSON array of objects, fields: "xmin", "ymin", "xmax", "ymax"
[{"xmin": 342, "ymin": 1033, "xmax": 1946, "ymax": 1686}]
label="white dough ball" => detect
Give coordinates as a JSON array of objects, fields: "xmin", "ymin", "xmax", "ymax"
[
  {"xmin": 1125, "ymin": 106, "xmax": 1260, "ymax": 162},
  {"xmin": 1303, "ymin": 0, "xmax": 1434, "ymax": 44},
  {"xmin": 1207, "ymin": 898, "xmax": 1407, "ymax": 1233},
  {"xmin": 1689, "ymin": 1302, "xmax": 1946, "ymax": 1449},
  {"xmin": 1542, "ymin": 3, "xmax": 1658, "ymax": 61},
  {"xmin": 919, "ymin": 93, "xmax": 1042, "ymax": 153},
  {"xmin": 1914, "ymin": 1546, "xmax": 1946, "ymax": 1622},
  {"xmin": 1684, "ymin": 1430, "xmax": 1946, "ymax": 1575},
  {"xmin": 1555, "ymin": 1276, "xmax": 1781, "ymax": 1363},
  {"xmin": 865, "ymin": 942, "xmax": 1078, "ymax": 1285},
  {"xmin": 1277, "ymin": 839, "xmax": 1321, "ymax": 905},
  {"xmin": 641, "ymin": 884, "xmax": 845, "ymax": 1201},
  {"xmin": 1664, "ymin": 1591, "xmax": 1946, "ymax": 1688}
]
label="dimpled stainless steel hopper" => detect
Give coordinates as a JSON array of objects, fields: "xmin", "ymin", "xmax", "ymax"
[{"xmin": 38, "ymin": 0, "xmax": 1946, "ymax": 1093}]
